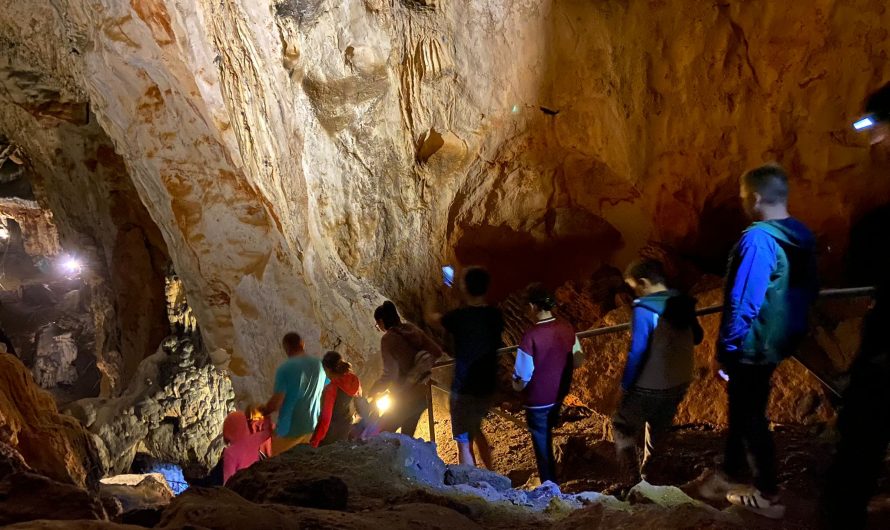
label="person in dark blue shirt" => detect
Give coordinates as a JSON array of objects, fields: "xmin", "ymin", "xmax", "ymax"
[
  {"xmin": 613, "ymin": 259, "xmax": 702, "ymax": 485},
  {"xmin": 700, "ymin": 164, "xmax": 818, "ymax": 520}
]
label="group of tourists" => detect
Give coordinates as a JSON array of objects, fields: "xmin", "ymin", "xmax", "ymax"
[{"xmin": 217, "ymin": 82, "xmax": 890, "ymax": 528}]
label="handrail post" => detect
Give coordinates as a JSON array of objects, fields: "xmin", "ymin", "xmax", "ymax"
[{"xmin": 427, "ymin": 381, "xmax": 436, "ymax": 445}]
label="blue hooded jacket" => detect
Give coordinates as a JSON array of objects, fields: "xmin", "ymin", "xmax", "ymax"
[{"xmin": 718, "ymin": 218, "xmax": 819, "ymax": 365}]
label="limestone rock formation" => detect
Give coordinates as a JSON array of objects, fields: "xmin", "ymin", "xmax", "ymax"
[
  {"xmin": 99, "ymin": 474, "xmax": 174, "ymax": 514},
  {"xmin": 0, "ymin": 353, "xmax": 100, "ymax": 488},
  {"xmin": 3, "ymin": 0, "xmax": 888, "ymax": 407},
  {"xmin": 0, "ymin": 197, "xmax": 60, "ymax": 257},
  {"xmin": 32, "ymin": 326, "xmax": 79, "ymax": 388},
  {"xmin": 66, "ymin": 336, "xmax": 235, "ymax": 476}
]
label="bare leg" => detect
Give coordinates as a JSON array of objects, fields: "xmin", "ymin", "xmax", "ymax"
[
  {"xmin": 457, "ymin": 441, "xmax": 476, "ymax": 466},
  {"xmin": 473, "ymin": 432, "xmax": 494, "ymax": 469}
]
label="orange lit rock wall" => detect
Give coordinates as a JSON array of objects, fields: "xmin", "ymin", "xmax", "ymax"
[{"xmin": 1, "ymin": 0, "xmax": 889, "ymax": 407}]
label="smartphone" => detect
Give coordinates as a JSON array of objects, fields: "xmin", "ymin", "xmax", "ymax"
[{"xmin": 442, "ymin": 265, "xmax": 455, "ymax": 287}]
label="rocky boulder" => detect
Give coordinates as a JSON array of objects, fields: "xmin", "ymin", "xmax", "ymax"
[
  {"xmin": 0, "ymin": 353, "xmax": 100, "ymax": 488},
  {"xmin": 227, "ymin": 434, "xmax": 446, "ymax": 503},
  {"xmin": 99, "ymin": 473, "xmax": 174, "ymax": 513},
  {"xmin": 444, "ymin": 464, "xmax": 513, "ymax": 492},
  {"xmin": 65, "ymin": 335, "xmax": 234, "ymax": 476},
  {"xmin": 0, "ymin": 471, "xmax": 108, "ymax": 526},
  {"xmin": 158, "ymin": 487, "xmax": 483, "ymax": 530}
]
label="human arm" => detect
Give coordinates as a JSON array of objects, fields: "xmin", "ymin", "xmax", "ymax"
[
  {"xmin": 310, "ymin": 383, "xmax": 337, "ymax": 448},
  {"xmin": 513, "ymin": 331, "xmax": 535, "ymax": 391},
  {"xmin": 718, "ymin": 231, "xmax": 776, "ymax": 361},
  {"xmin": 222, "ymin": 448, "xmax": 238, "ymax": 485},
  {"xmin": 261, "ymin": 393, "xmax": 283, "ymax": 416},
  {"xmin": 368, "ymin": 336, "xmax": 398, "ymax": 397},
  {"xmin": 620, "ymin": 305, "xmax": 658, "ymax": 391},
  {"xmin": 418, "ymin": 326, "xmax": 446, "ymax": 360},
  {"xmin": 572, "ymin": 336, "xmax": 585, "ymax": 368}
]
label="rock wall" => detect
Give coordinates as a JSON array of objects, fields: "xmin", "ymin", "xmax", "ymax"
[
  {"xmin": 1, "ymin": 0, "xmax": 889, "ymax": 406},
  {"xmin": 0, "ymin": 353, "xmax": 101, "ymax": 489},
  {"xmin": 65, "ymin": 336, "xmax": 235, "ymax": 476}
]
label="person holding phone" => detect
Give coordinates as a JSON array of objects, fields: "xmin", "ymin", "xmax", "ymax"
[{"xmin": 429, "ymin": 267, "xmax": 503, "ymax": 468}]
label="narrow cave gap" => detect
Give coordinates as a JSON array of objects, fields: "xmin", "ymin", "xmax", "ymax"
[{"xmin": 0, "ymin": 138, "xmax": 172, "ymax": 405}]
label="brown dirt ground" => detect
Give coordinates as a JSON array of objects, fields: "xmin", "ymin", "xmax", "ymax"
[{"xmin": 417, "ymin": 397, "xmax": 890, "ymax": 530}]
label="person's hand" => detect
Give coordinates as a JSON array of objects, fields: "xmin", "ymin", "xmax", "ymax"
[
  {"xmin": 511, "ymin": 377, "xmax": 526, "ymax": 392},
  {"xmin": 710, "ymin": 355, "xmax": 730, "ymax": 383}
]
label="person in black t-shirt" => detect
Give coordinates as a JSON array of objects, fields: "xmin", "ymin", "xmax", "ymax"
[
  {"xmin": 431, "ymin": 267, "xmax": 504, "ymax": 467},
  {"xmin": 821, "ymin": 81, "xmax": 890, "ymax": 530}
]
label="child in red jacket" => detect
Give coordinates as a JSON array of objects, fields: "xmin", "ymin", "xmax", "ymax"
[{"xmin": 311, "ymin": 352, "xmax": 362, "ymax": 447}]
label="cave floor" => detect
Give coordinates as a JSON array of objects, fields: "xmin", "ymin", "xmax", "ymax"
[{"xmin": 424, "ymin": 404, "xmax": 890, "ymax": 529}]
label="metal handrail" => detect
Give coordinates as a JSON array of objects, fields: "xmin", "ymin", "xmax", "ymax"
[
  {"xmin": 422, "ymin": 285, "xmax": 875, "ymax": 444},
  {"xmin": 433, "ymin": 286, "xmax": 876, "ymax": 368}
]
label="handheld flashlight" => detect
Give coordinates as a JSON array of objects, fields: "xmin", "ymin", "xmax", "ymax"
[{"xmin": 376, "ymin": 394, "xmax": 392, "ymax": 414}]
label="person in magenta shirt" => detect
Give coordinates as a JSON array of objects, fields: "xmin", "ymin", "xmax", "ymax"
[
  {"xmin": 221, "ymin": 410, "xmax": 273, "ymax": 484},
  {"xmin": 311, "ymin": 351, "xmax": 362, "ymax": 447},
  {"xmin": 512, "ymin": 283, "xmax": 581, "ymax": 485}
]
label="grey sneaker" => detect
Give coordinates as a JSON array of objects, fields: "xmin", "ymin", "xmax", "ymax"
[{"xmin": 726, "ymin": 488, "xmax": 786, "ymax": 519}]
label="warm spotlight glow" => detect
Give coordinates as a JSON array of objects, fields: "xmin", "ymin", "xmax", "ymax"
[
  {"xmin": 376, "ymin": 394, "xmax": 392, "ymax": 414},
  {"xmin": 853, "ymin": 115, "xmax": 876, "ymax": 130},
  {"xmin": 0, "ymin": 226, "xmax": 8, "ymax": 240}
]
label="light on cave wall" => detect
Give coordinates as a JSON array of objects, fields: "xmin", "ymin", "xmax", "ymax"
[{"xmin": 0, "ymin": 225, "xmax": 8, "ymax": 241}]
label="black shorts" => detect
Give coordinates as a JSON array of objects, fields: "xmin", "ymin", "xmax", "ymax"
[{"xmin": 450, "ymin": 393, "xmax": 492, "ymax": 443}]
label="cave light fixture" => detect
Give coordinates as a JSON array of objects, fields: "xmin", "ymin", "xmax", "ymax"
[
  {"xmin": 59, "ymin": 255, "xmax": 84, "ymax": 278},
  {"xmin": 0, "ymin": 225, "xmax": 8, "ymax": 240},
  {"xmin": 853, "ymin": 114, "xmax": 876, "ymax": 130}
]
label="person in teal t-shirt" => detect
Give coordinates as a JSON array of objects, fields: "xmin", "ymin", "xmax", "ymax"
[{"xmin": 260, "ymin": 332, "xmax": 326, "ymax": 456}]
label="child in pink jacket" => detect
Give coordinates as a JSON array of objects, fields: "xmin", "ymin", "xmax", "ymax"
[{"xmin": 222, "ymin": 410, "xmax": 273, "ymax": 484}]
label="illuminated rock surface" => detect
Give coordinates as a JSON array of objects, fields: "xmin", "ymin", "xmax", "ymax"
[
  {"xmin": 0, "ymin": 353, "xmax": 100, "ymax": 488},
  {"xmin": 1, "ymin": 1, "xmax": 888, "ymax": 407}
]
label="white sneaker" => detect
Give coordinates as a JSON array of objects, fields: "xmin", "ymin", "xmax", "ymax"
[
  {"xmin": 726, "ymin": 488, "xmax": 786, "ymax": 520},
  {"xmin": 697, "ymin": 471, "xmax": 741, "ymax": 501}
]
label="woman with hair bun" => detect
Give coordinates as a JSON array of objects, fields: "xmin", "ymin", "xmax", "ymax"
[
  {"xmin": 310, "ymin": 351, "xmax": 362, "ymax": 447},
  {"xmin": 368, "ymin": 300, "xmax": 444, "ymax": 437},
  {"xmin": 512, "ymin": 283, "xmax": 581, "ymax": 486}
]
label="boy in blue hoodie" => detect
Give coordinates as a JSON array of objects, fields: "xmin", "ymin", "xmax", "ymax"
[
  {"xmin": 613, "ymin": 259, "xmax": 703, "ymax": 484},
  {"xmin": 701, "ymin": 164, "xmax": 818, "ymax": 519}
]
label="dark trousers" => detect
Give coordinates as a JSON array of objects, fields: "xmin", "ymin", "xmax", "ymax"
[
  {"xmin": 723, "ymin": 362, "xmax": 778, "ymax": 495},
  {"xmin": 526, "ymin": 405, "xmax": 560, "ymax": 484},
  {"xmin": 823, "ymin": 356, "xmax": 890, "ymax": 529},
  {"xmin": 380, "ymin": 386, "xmax": 427, "ymax": 438},
  {"xmin": 612, "ymin": 385, "xmax": 688, "ymax": 481}
]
